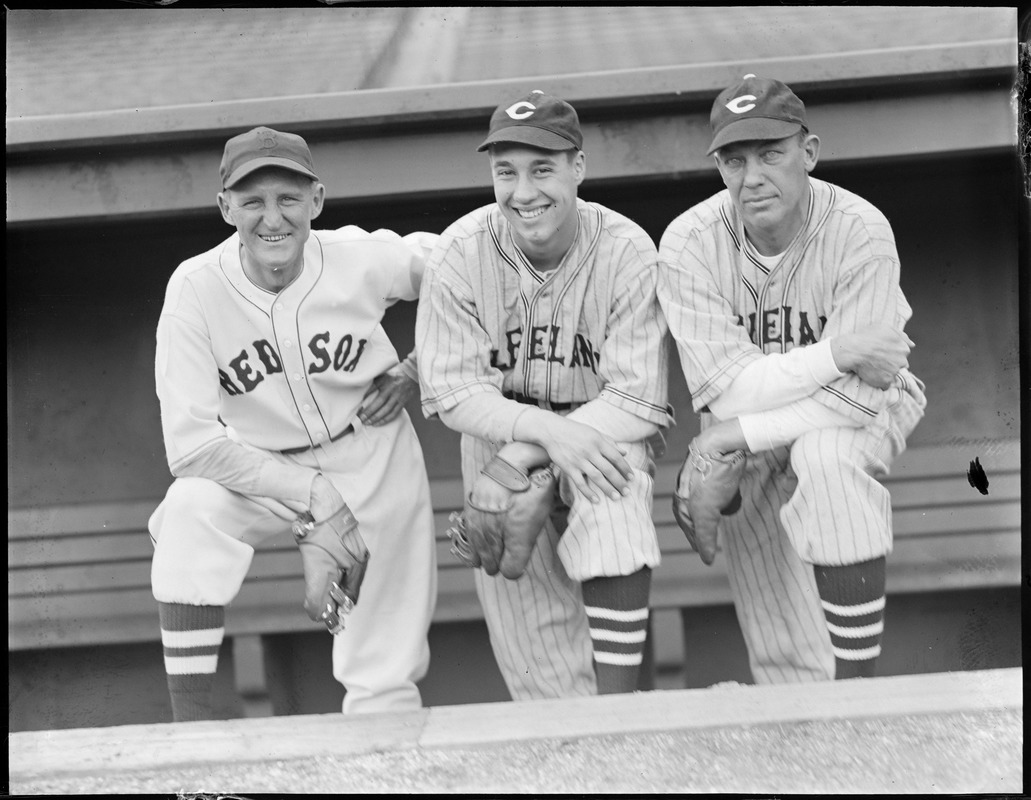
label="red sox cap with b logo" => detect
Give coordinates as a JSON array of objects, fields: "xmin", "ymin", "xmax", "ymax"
[
  {"xmin": 707, "ymin": 75, "xmax": 809, "ymax": 155},
  {"xmin": 220, "ymin": 126, "xmax": 320, "ymax": 189},
  {"xmin": 477, "ymin": 89, "xmax": 584, "ymax": 152}
]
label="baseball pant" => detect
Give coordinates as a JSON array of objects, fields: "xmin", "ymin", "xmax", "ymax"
[
  {"xmin": 718, "ymin": 379, "xmax": 926, "ymax": 684},
  {"xmin": 462, "ymin": 433, "xmax": 660, "ymax": 700},
  {"xmin": 150, "ymin": 411, "xmax": 437, "ymax": 714}
]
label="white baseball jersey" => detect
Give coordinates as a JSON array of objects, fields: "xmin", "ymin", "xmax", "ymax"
[
  {"xmin": 658, "ymin": 177, "xmax": 926, "ymax": 683},
  {"xmin": 150, "ymin": 226, "xmax": 439, "ymax": 713},
  {"xmin": 157, "ymin": 227, "xmax": 424, "ymax": 462},
  {"xmin": 417, "ymin": 198, "xmax": 672, "ymax": 699}
]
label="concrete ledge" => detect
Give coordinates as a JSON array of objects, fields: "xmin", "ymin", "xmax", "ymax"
[{"xmin": 9, "ymin": 667, "xmax": 1021, "ymax": 782}]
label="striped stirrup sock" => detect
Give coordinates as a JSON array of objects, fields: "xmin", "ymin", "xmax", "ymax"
[
  {"xmin": 158, "ymin": 603, "xmax": 225, "ymax": 722},
  {"xmin": 814, "ymin": 557, "xmax": 887, "ymax": 680},
  {"xmin": 582, "ymin": 567, "xmax": 652, "ymax": 694}
]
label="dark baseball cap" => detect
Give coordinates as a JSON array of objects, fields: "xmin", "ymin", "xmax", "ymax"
[
  {"xmin": 220, "ymin": 126, "xmax": 319, "ymax": 189},
  {"xmin": 707, "ymin": 75, "xmax": 808, "ymax": 156},
  {"xmin": 477, "ymin": 90, "xmax": 583, "ymax": 152}
]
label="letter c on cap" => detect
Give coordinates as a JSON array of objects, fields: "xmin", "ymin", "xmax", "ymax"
[
  {"xmin": 506, "ymin": 101, "xmax": 537, "ymax": 120},
  {"xmin": 725, "ymin": 94, "xmax": 757, "ymax": 114}
]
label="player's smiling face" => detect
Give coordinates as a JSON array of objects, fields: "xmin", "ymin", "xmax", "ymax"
[
  {"xmin": 715, "ymin": 133, "xmax": 820, "ymax": 255},
  {"xmin": 489, "ymin": 144, "xmax": 585, "ymax": 270},
  {"xmin": 218, "ymin": 168, "xmax": 325, "ymax": 291}
]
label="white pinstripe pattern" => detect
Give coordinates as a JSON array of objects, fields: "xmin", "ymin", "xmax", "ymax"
[
  {"xmin": 658, "ymin": 178, "xmax": 926, "ymax": 684},
  {"xmin": 419, "ymin": 199, "xmax": 670, "ymax": 700},
  {"xmin": 163, "ymin": 654, "xmax": 219, "ymax": 675}
]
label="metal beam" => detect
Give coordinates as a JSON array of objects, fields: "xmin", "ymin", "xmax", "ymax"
[
  {"xmin": 5, "ymin": 42, "xmax": 1018, "ymax": 225},
  {"xmin": 6, "ymin": 87, "xmax": 1015, "ymax": 227}
]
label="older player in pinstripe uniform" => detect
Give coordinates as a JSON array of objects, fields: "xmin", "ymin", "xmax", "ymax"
[
  {"xmin": 657, "ymin": 76, "xmax": 927, "ymax": 683},
  {"xmin": 416, "ymin": 90, "xmax": 673, "ymax": 698}
]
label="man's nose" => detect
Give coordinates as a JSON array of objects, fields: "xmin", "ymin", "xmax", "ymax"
[
  {"xmin": 742, "ymin": 157, "xmax": 765, "ymax": 187},
  {"xmin": 513, "ymin": 173, "xmax": 537, "ymax": 202}
]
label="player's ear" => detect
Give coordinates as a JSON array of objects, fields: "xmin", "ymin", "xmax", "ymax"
[
  {"xmin": 309, "ymin": 182, "xmax": 326, "ymax": 220},
  {"xmin": 571, "ymin": 150, "xmax": 586, "ymax": 185},
  {"xmin": 802, "ymin": 134, "xmax": 820, "ymax": 173},
  {"xmin": 216, "ymin": 192, "xmax": 235, "ymax": 226}
]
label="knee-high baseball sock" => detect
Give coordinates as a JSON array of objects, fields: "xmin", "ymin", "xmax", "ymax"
[
  {"xmin": 814, "ymin": 557, "xmax": 886, "ymax": 680},
  {"xmin": 158, "ymin": 603, "xmax": 225, "ymax": 722},
  {"xmin": 582, "ymin": 567, "xmax": 651, "ymax": 694}
]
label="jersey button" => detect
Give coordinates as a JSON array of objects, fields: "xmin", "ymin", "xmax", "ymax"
[
  {"xmin": 314, "ymin": 433, "xmax": 325, "ymax": 442},
  {"xmin": 303, "ymin": 404, "xmax": 312, "ymax": 411},
  {"xmin": 275, "ymin": 303, "xmax": 284, "ymax": 311},
  {"xmin": 284, "ymin": 339, "xmax": 292, "ymax": 348},
  {"xmin": 293, "ymin": 373, "xmax": 302, "ymax": 381}
]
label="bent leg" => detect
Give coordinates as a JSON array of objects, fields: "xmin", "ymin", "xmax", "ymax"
[
  {"xmin": 149, "ymin": 476, "xmax": 285, "ymax": 720},
  {"xmin": 782, "ymin": 420, "xmax": 897, "ymax": 678},
  {"xmin": 558, "ymin": 450, "xmax": 660, "ymax": 694}
]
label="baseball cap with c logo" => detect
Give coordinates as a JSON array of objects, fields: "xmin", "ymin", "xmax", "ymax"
[
  {"xmin": 477, "ymin": 90, "xmax": 584, "ymax": 152},
  {"xmin": 707, "ymin": 75, "xmax": 809, "ymax": 155},
  {"xmin": 220, "ymin": 126, "xmax": 320, "ymax": 189}
]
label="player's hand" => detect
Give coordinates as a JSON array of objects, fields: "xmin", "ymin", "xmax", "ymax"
[
  {"xmin": 308, "ymin": 472, "xmax": 349, "ymax": 522},
  {"xmin": 358, "ymin": 370, "xmax": 418, "ymax": 426},
  {"xmin": 831, "ymin": 325, "xmax": 913, "ymax": 390},
  {"xmin": 534, "ymin": 416, "xmax": 633, "ymax": 503},
  {"xmin": 693, "ymin": 418, "xmax": 748, "ymax": 456}
]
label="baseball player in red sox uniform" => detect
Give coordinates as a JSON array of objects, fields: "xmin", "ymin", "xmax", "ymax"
[
  {"xmin": 658, "ymin": 76, "xmax": 927, "ymax": 683},
  {"xmin": 416, "ymin": 90, "xmax": 673, "ymax": 698},
  {"xmin": 148, "ymin": 127, "xmax": 438, "ymax": 721}
]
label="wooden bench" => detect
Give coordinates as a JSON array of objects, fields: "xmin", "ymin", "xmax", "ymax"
[{"xmin": 8, "ymin": 440, "xmax": 1021, "ymax": 704}]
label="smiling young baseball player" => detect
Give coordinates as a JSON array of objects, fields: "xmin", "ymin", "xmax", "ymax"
[
  {"xmin": 416, "ymin": 90, "xmax": 673, "ymax": 697},
  {"xmin": 149, "ymin": 126, "xmax": 438, "ymax": 721},
  {"xmin": 657, "ymin": 76, "xmax": 927, "ymax": 682}
]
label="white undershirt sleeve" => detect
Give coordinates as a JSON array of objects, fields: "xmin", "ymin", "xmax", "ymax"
[
  {"xmin": 566, "ymin": 397, "xmax": 658, "ymax": 442},
  {"xmin": 437, "ymin": 393, "xmax": 531, "ymax": 443},
  {"xmin": 708, "ymin": 338, "xmax": 844, "ymax": 420},
  {"xmin": 737, "ymin": 396, "xmax": 860, "ymax": 452},
  {"xmin": 174, "ymin": 438, "xmax": 317, "ymax": 505}
]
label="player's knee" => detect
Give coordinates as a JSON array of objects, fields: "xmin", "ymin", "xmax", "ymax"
[
  {"xmin": 789, "ymin": 427, "xmax": 869, "ymax": 472},
  {"xmin": 153, "ymin": 477, "xmax": 233, "ymax": 531}
]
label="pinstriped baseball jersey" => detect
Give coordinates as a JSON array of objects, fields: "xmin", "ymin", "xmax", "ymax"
[
  {"xmin": 658, "ymin": 177, "xmax": 915, "ymax": 425},
  {"xmin": 657, "ymin": 176, "xmax": 926, "ymax": 683},
  {"xmin": 420, "ymin": 199, "xmax": 671, "ymax": 426},
  {"xmin": 418, "ymin": 197, "xmax": 671, "ymax": 699}
]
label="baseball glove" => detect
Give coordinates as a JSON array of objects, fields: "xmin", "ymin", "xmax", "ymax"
[
  {"xmin": 672, "ymin": 444, "xmax": 746, "ymax": 566},
  {"xmin": 292, "ymin": 504, "xmax": 370, "ymax": 635},
  {"xmin": 445, "ymin": 455, "xmax": 558, "ymax": 580}
]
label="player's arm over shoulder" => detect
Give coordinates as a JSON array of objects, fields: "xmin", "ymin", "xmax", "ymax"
[{"xmin": 323, "ymin": 225, "xmax": 440, "ymax": 303}]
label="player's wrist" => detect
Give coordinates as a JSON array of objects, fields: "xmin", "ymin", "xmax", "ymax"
[{"xmin": 829, "ymin": 335, "xmax": 855, "ymax": 373}]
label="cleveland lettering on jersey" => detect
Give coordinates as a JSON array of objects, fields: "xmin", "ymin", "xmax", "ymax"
[
  {"xmin": 736, "ymin": 307, "xmax": 828, "ymax": 347},
  {"xmin": 489, "ymin": 324, "xmax": 600, "ymax": 373}
]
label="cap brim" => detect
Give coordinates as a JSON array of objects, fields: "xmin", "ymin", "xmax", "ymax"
[
  {"xmin": 707, "ymin": 118, "xmax": 803, "ymax": 156},
  {"xmin": 477, "ymin": 125, "xmax": 579, "ymax": 152},
  {"xmin": 224, "ymin": 157, "xmax": 319, "ymax": 188}
]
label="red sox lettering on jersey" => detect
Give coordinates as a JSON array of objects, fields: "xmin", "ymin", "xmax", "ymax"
[
  {"xmin": 158, "ymin": 226, "xmax": 422, "ymax": 464},
  {"xmin": 218, "ymin": 329, "xmax": 372, "ymax": 396}
]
